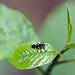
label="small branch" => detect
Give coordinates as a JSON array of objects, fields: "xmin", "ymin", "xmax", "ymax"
[
  {"xmin": 45, "ymin": 59, "xmax": 75, "ymax": 75},
  {"xmin": 45, "ymin": 43, "xmax": 71, "ymax": 75},
  {"xmin": 37, "ymin": 43, "xmax": 75, "ymax": 75},
  {"xmin": 55, "ymin": 44, "xmax": 69, "ymax": 60},
  {"xmin": 60, "ymin": 44, "xmax": 69, "ymax": 54},
  {"xmin": 53, "ymin": 44, "xmax": 70, "ymax": 62},
  {"xmin": 57, "ymin": 59, "xmax": 75, "ymax": 65},
  {"xmin": 37, "ymin": 67, "xmax": 46, "ymax": 75},
  {"xmin": 56, "ymin": 52, "xmax": 62, "ymax": 55}
]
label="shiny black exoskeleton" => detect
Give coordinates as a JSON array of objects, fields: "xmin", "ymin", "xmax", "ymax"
[{"xmin": 31, "ymin": 42, "xmax": 46, "ymax": 52}]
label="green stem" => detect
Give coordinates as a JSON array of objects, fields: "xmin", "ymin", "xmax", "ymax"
[
  {"xmin": 37, "ymin": 43, "xmax": 75, "ymax": 75},
  {"xmin": 57, "ymin": 59, "xmax": 75, "ymax": 65},
  {"xmin": 45, "ymin": 43, "xmax": 70, "ymax": 75}
]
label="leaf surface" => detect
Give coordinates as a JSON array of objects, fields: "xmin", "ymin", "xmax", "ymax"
[
  {"xmin": 10, "ymin": 42, "xmax": 56, "ymax": 69},
  {"xmin": 67, "ymin": 5, "xmax": 73, "ymax": 43},
  {"xmin": 68, "ymin": 43, "xmax": 75, "ymax": 48}
]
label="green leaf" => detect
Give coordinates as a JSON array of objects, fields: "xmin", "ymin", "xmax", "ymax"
[
  {"xmin": 68, "ymin": 43, "xmax": 75, "ymax": 48},
  {"xmin": 67, "ymin": 5, "xmax": 73, "ymax": 43},
  {"xmin": 10, "ymin": 42, "xmax": 56, "ymax": 69},
  {"xmin": 0, "ymin": 4, "xmax": 39, "ymax": 60}
]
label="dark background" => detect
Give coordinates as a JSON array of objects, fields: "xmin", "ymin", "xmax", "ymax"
[{"xmin": 0, "ymin": 0, "xmax": 67, "ymax": 75}]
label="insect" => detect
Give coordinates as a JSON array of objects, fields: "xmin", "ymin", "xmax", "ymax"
[{"xmin": 31, "ymin": 42, "xmax": 47, "ymax": 53}]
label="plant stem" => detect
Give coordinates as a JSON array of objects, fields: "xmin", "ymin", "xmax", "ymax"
[
  {"xmin": 37, "ymin": 43, "xmax": 75, "ymax": 75},
  {"xmin": 57, "ymin": 59, "xmax": 75, "ymax": 65},
  {"xmin": 60, "ymin": 44, "xmax": 69, "ymax": 54},
  {"xmin": 45, "ymin": 43, "xmax": 72, "ymax": 75},
  {"xmin": 45, "ymin": 59, "xmax": 75, "ymax": 75}
]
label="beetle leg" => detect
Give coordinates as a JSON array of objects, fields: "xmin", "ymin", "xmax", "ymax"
[
  {"xmin": 40, "ymin": 49, "xmax": 42, "ymax": 53},
  {"xmin": 43, "ymin": 47, "xmax": 47, "ymax": 52},
  {"xmin": 37, "ymin": 49, "xmax": 39, "ymax": 52}
]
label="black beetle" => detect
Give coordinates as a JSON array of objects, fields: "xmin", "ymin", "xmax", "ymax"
[{"xmin": 31, "ymin": 42, "xmax": 47, "ymax": 52}]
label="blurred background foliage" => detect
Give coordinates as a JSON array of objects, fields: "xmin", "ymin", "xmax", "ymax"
[
  {"xmin": 0, "ymin": 0, "xmax": 75, "ymax": 75},
  {"xmin": 0, "ymin": 4, "xmax": 39, "ymax": 60}
]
